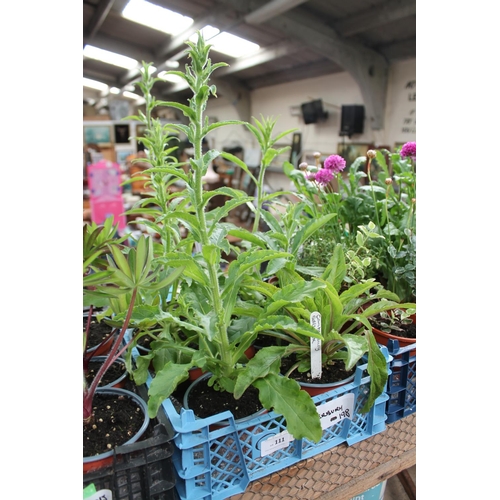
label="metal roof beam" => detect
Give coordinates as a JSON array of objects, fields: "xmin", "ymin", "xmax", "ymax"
[
  {"xmin": 84, "ymin": 0, "xmax": 116, "ymax": 44},
  {"xmin": 335, "ymin": 0, "xmax": 416, "ymax": 37}
]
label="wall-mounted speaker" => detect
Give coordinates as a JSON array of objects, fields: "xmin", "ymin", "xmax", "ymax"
[{"xmin": 340, "ymin": 105, "xmax": 364, "ymax": 137}]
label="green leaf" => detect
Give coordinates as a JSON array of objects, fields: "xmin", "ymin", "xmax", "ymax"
[
  {"xmin": 360, "ymin": 332, "xmax": 388, "ymax": 413},
  {"xmin": 109, "ymin": 244, "xmax": 132, "ymax": 279},
  {"xmin": 155, "ymin": 101, "xmax": 196, "ymax": 121},
  {"xmin": 253, "ymin": 373, "xmax": 323, "ymax": 442},
  {"xmin": 226, "ymin": 227, "xmax": 267, "ymax": 248},
  {"xmin": 290, "ymin": 213, "xmax": 337, "ymax": 255},
  {"xmin": 202, "ymin": 244, "xmax": 218, "ymax": 266},
  {"xmin": 219, "ymin": 151, "xmax": 258, "ymax": 184},
  {"xmin": 253, "ymin": 315, "xmax": 323, "ymax": 339},
  {"xmin": 234, "ymin": 346, "xmax": 286, "ymax": 397},
  {"xmin": 265, "ymin": 280, "xmax": 326, "ymax": 315},
  {"xmin": 147, "ymin": 362, "xmax": 191, "ymax": 417}
]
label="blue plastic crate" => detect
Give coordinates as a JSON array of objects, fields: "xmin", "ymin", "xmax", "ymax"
[
  {"xmin": 385, "ymin": 339, "xmax": 416, "ymax": 423},
  {"xmin": 148, "ymin": 347, "xmax": 391, "ymax": 500}
]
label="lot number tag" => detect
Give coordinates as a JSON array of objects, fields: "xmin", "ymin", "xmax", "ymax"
[{"xmin": 261, "ymin": 430, "xmax": 293, "ymax": 456}]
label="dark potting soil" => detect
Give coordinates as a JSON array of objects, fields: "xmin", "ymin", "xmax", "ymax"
[
  {"xmin": 187, "ymin": 377, "xmax": 264, "ymax": 420},
  {"xmin": 84, "ymin": 316, "xmax": 115, "ymax": 349},
  {"xmin": 371, "ymin": 317, "xmax": 417, "ymax": 339},
  {"xmin": 280, "ymin": 355, "xmax": 355, "ymax": 384},
  {"xmin": 137, "ymin": 333, "xmax": 155, "ymax": 350},
  {"xmin": 85, "ymin": 359, "xmax": 127, "ymax": 387},
  {"xmin": 83, "ymin": 392, "xmax": 145, "ymax": 458}
]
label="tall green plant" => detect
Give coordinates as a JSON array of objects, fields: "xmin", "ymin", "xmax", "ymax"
[{"xmin": 125, "ymin": 32, "xmax": 327, "ymax": 442}]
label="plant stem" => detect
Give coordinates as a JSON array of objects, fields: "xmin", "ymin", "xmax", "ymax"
[
  {"xmin": 252, "ymin": 164, "xmax": 266, "ymax": 233},
  {"xmin": 367, "ymin": 158, "xmax": 381, "ymax": 228},
  {"xmin": 83, "ymin": 288, "xmax": 138, "ymax": 421}
]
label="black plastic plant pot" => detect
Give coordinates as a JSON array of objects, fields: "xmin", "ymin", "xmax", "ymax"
[{"xmin": 83, "ymin": 423, "xmax": 176, "ymax": 500}]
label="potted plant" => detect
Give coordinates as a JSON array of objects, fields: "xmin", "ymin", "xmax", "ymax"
[
  {"xmin": 348, "ymin": 144, "xmax": 416, "ymax": 302},
  {"xmin": 112, "ymin": 33, "xmax": 335, "ymax": 444},
  {"xmin": 83, "ymin": 231, "xmax": 184, "ymax": 472},
  {"xmin": 235, "ymin": 242, "xmax": 416, "ymax": 411}
]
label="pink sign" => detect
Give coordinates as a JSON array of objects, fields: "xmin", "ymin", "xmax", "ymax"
[{"xmin": 87, "ymin": 160, "xmax": 126, "ymax": 230}]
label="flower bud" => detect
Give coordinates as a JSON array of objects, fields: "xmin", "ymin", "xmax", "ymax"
[
  {"xmin": 412, "ymin": 198, "xmax": 416, "ymax": 204},
  {"xmin": 299, "ymin": 162, "xmax": 308, "ymax": 171},
  {"xmin": 313, "ymin": 152, "xmax": 321, "ymax": 159},
  {"xmin": 385, "ymin": 178, "xmax": 392, "ymax": 185},
  {"xmin": 367, "ymin": 150, "xmax": 376, "ymax": 159}
]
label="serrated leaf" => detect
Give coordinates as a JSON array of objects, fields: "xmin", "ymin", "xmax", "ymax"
[
  {"xmin": 360, "ymin": 332, "xmax": 388, "ymax": 413},
  {"xmin": 253, "ymin": 373, "xmax": 322, "ymax": 442},
  {"xmin": 147, "ymin": 362, "xmax": 191, "ymax": 417},
  {"xmin": 234, "ymin": 346, "xmax": 286, "ymax": 397}
]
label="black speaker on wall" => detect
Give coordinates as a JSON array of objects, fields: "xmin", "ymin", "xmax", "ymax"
[{"xmin": 340, "ymin": 105, "xmax": 364, "ymax": 137}]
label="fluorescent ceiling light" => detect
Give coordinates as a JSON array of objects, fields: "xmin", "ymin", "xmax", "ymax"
[
  {"xmin": 190, "ymin": 26, "xmax": 260, "ymax": 58},
  {"xmin": 83, "ymin": 77, "xmax": 109, "ymax": 92},
  {"xmin": 122, "ymin": 0, "xmax": 193, "ymax": 35},
  {"xmin": 164, "ymin": 60, "xmax": 180, "ymax": 68},
  {"xmin": 123, "ymin": 91, "xmax": 143, "ymax": 100},
  {"xmin": 83, "ymin": 45, "xmax": 138, "ymax": 70},
  {"xmin": 158, "ymin": 72, "xmax": 184, "ymax": 83}
]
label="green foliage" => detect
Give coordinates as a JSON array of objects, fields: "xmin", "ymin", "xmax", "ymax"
[
  {"xmin": 119, "ymin": 32, "xmax": 325, "ymax": 441},
  {"xmin": 249, "ymin": 243, "xmax": 415, "ymax": 413}
]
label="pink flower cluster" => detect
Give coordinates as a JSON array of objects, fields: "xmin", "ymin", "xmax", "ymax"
[
  {"xmin": 313, "ymin": 154, "xmax": 346, "ymax": 185},
  {"xmin": 314, "ymin": 168, "xmax": 334, "ymax": 185},
  {"xmin": 400, "ymin": 142, "xmax": 416, "ymax": 160},
  {"xmin": 323, "ymin": 154, "xmax": 346, "ymax": 173}
]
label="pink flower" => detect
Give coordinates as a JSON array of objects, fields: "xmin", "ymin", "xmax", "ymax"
[
  {"xmin": 323, "ymin": 154, "xmax": 346, "ymax": 173},
  {"xmin": 314, "ymin": 168, "xmax": 334, "ymax": 185},
  {"xmin": 400, "ymin": 142, "xmax": 416, "ymax": 160}
]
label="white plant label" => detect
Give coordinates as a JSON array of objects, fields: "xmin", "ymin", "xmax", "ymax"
[
  {"xmin": 310, "ymin": 311, "xmax": 322, "ymax": 379},
  {"xmin": 85, "ymin": 490, "xmax": 113, "ymax": 500},
  {"xmin": 261, "ymin": 430, "xmax": 293, "ymax": 456},
  {"xmin": 317, "ymin": 393, "xmax": 355, "ymax": 430}
]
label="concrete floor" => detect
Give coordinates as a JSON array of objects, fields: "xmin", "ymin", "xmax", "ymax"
[{"xmin": 383, "ymin": 465, "xmax": 416, "ymax": 499}]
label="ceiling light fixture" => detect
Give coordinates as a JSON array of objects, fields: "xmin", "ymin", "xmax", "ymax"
[
  {"xmin": 190, "ymin": 26, "xmax": 260, "ymax": 58},
  {"xmin": 83, "ymin": 45, "xmax": 138, "ymax": 70},
  {"xmin": 122, "ymin": 0, "xmax": 193, "ymax": 35},
  {"xmin": 83, "ymin": 77, "xmax": 109, "ymax": 92},
  {"xmin": 158, "ymin": 72, "xmax": 184, "ymax": 83}
]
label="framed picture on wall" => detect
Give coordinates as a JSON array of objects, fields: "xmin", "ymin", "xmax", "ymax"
[
  {"xmin": 114, "ymin": 124, "xmax": 131, "ymax": 144},
  {"xmin": 337, "ymin": 143, "xmax": 370, "ymax": 169},
  {"xmin": 84, "ymin": 125, "xmax": 112, "ymax": 146}
]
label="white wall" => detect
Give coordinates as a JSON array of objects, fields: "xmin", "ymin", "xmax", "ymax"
[
  {"xmin": 205, "ymin": 58, "xmax": 416, "ymax": 157},
  {"xmin": 205, "ymin": 59, "xmax": 416, "ymax": 192}
]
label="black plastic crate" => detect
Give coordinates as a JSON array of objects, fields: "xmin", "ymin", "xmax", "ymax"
[{"xmin": 83, "ymin": 423, "xmax": 176, "ymax": 500}]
